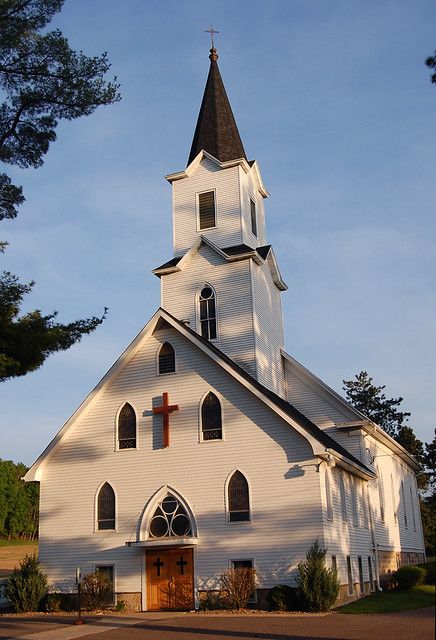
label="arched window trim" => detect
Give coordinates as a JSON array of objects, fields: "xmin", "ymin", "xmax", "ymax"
[
  {"xmin": 115, "ymin": 402, "xmax": 138, "ymax": 451},
  {"xmin": 199, "ymin": 390, "xmax": 224, "ymax": 442},
  {"xmin": 324, "ymin": 468, "xmax": 333, "ymax": 521},
  {"xmin": 196, "ymin": 283, "xmax": 219, "ymax": 341},
  {"xmin": 225, "ymin": 469, "xmax": 252, "ymax": 524},
  {"xmin": 157, "ymin": 341, "xmax": 176, "ymax": 375},
  {"xmin": 95, "ymin": 481, "xmax": 117, "ymax": 532},
  {"xmin": 139, "ymin": 485, "xmax": 197, "ymax": 541}
]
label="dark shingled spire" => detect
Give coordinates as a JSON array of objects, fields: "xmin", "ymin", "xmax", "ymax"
[{"xmin": 187, "ymin": 48, "xmax": 247, "ymax": 166}]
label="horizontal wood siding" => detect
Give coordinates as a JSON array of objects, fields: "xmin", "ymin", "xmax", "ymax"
[
  {"xmin": 38, "ymin": 325, "xmax": 323, "ymax": 597},
  {"xmin": 250, "ymin": 261, "xmax": 285, "ymax": 396},
  {"xmin": 240, "ymin": 168, "xmax": 266, "ymax": 247},
  {"xmin": 162, "ymin": 245, "xmax": 257, "ymax": 376},
  {"xmin": 321, "ymin": 466, "xmax": 373, "ymax": 586},
  {"xmin": 173, "ymin": 159, "xmax": 243, "ymax": 255}
]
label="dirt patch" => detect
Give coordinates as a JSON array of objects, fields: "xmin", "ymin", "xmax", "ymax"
[{"xmin": 0, "ymin": 543, "xmax": 38, "ymax": 577}]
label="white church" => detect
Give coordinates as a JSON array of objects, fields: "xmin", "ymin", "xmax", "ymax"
[{"xmin": 25, "ymin": 46, "xmax": 425, "ymax": 611}]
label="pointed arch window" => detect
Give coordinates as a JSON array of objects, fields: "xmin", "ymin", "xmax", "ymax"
[
  {"xmin": 118, "ymin": 403, "xmax": 136, "ymax": 449},
  {"xmin": 149, "ymin": 494, "xmax": 192, "ymax": 538},
  {"xmin": 97, "ymin": 483, "xmax": 115, "ymax": 530},
  {"xmin": 201, "ymin": 392, "xmax": 222, "ymax": 440},
  {"xmin": 158, "ymin": 342, "xmax": 175, "ymax": 374},
  {"xmin": 199, "ymin": 286, "xmax": 217, "ymax": 340},
  {"xmin": 228, "ymin": 471, "xmax": 250, "ymax": 522}
]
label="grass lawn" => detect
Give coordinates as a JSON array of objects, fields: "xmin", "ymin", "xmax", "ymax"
[
  {"xmin": 337, "ymin": 585, "xmax": 435, "ymax": 614},
  {"xmin": 0, "ymin": 539, "xmax": 37, "ymax": 547}
]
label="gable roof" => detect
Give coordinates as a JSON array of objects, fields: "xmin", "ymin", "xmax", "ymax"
[
  {"xmin": 152, "ymin": 238, "xmax": 287, "ymax": 290},
  {"xmin": 24, "ymin": 307, "xmax": 374, "ymax": 483},
  {"xmin": 187, "ymin": 48, "xmax": 247, "ymax": 166}
]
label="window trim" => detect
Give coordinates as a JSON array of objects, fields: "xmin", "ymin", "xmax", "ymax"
[
  {"xmin": 157, "ymin": 341, "xmax": 176, "ymax": 376},
  {"xmin": 377, "ymin": 466, "xmax": 385, "ymax": 523},
  {"xmin": 95, "ymin": 481, "xmax": 117, "ymax": 533},
  {"xmin": 196, "ymin": 283, "xmax": 219, "ymax": 342},
  {"xmin": 199, "ymin": 390, "xmax": 224, "ymax": 443},
  {"xmin": 351, "ymin": 477, "xmax": 359, "ymax": 527},
  {"xmin": 115, "ymin": 402, "xmax": 138, "ymax": 451},
  {"xmin": 196, "ymin": 189, "xmax": 217, "ymax": 231},
  {"xmin": 225, "ymin": 469, "xmax": 252, "ymax": 525},
  {"xmin": 230, "ymin": 558, "xmax": 257, "ymax": 603},
  {"xmin": 357, "ymin": 556, "xmax": 364, "ymax": 594},
  {"xmin": 339, "ymin": 471, "xmax": 348, "ymax": 524}
]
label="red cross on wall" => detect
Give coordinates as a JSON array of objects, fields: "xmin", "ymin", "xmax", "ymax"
[{"xmin": 152, "ymin": 392, "xmax": 179, "ymax": 448}]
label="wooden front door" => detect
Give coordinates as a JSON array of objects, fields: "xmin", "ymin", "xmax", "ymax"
[{"xmin": 146, "ymin": 548, "xmax": 194, "ymax": 610}]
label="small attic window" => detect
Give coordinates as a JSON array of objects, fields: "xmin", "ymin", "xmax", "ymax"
[
  {"xmin": 250, "ymin": 199, "xmax": 257, "ymax": 236},
  {"xmin": 198, "ymin": 191, "xmax": 216, "ymax": 230},
  {"xmin": 158, "ymin": 342, "xmax": 175, "ymax": 374}
]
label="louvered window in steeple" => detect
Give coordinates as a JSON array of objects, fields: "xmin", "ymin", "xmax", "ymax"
[
  {"xmin": 198, "ymin": 191, "xmax": 216, "ymax": 229},
  {"xmin": 250, "ymin": 199, "xmax": 257, "ymax": 236}
]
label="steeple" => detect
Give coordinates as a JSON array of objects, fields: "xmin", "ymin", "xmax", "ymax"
[{"xmin": 187, "ymin": 48, "xmax": 247, "ymax": 166}]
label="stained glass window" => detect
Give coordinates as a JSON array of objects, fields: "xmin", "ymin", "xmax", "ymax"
[
  {"xmin": 199, "ymin": 286, "xmax": 217, "ymax": 340},
  {"xmin": 149, "ymin": 495, "xmax": 192, "ymax": 538},
  {"xmin": 159, "ymin": 342, "xmax": 175, "ymax": 374},
  {"xmin": 228, "ymin": 471, "xmax": 250, "ymax": 522},
  {"xmin": 201, "ymin": 392, "xmax": 222, "ymax": 440},
  {"xmin": 97, "ymin": 483, "xmax": 115, "ymax": 530},
  {"xmin": 118, "ymin": 403, "xmax": 136, "ymax": 449}
]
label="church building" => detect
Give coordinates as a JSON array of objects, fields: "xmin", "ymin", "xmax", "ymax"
[{"xmin": 25, "ymin": 45, "xmax": 425, "ymax": 611}]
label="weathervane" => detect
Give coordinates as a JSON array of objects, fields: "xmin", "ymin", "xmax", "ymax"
[{"xmin": 205, "ymin": 25, "xmax": 219, "ymax": 49}]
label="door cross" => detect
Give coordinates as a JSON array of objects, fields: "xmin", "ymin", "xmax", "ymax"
[
  {"xmin": 153, "ymin": 556, "xmax": 165, "ymax": 577},
  {"xmin": 153, "ymin": 392, "xmax": 179, "ymax": 448},
  {"xmin": 176, "ymin": 555, "xmax": 188, "ymax": 575}
]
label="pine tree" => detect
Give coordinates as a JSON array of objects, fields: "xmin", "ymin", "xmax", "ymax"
[{"xmin": 0, "ymin": 0, "xmax": 120, "ymax": 380}]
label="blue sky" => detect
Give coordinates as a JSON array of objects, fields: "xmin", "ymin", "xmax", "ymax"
[{"xmin": 1, "ymin": 0, "xmax": 435, "ymax": 465}]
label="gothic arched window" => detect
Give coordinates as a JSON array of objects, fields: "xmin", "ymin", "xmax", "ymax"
[
  {"xmin": 118, "ymin": 402, "xmax": 136, "ymax": 449},
  {"xmin": 199, "ymin": 285, "xmax": 217, "ymax": 340},
  {"xmin": 149, "ymin": 494, "xmax": 192, "ymax": 538},
  {"xmin": 97, "ymin": 482, "xmax": 115, "ymax": 530},
  {"xmin": 201, "ymin": 392, "xmax": 222, "ymax": 440},
  {"xmin": 158, "ymin": 342, "xmax": 175, "ymax": 374},
  {"xmin": 228, "ymin": 471, "xmax": 250, "ymax": 522}
]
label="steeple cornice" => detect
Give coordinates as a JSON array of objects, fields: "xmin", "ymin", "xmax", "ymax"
[{"xmin": 187, "ymin": 48, "xmax": 247, "ymax": 166}]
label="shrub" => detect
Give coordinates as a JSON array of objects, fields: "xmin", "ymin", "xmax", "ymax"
[
  {"xmin": 220, "ymin": 567, "xmax": 256, "ymax": 610},
  {"xmin": 5, "ymin": 554, "xmax": 48, "ymax": 613},
  {"xmin": 296, "ymin": 540, "xmax": 340, "ymax": 612},
  {"xmin": 199, "ymin": 590, "xmax": 230, "ymax": 611},
  {"xmin": 115, "ymin": 599, "xmax": 126, "ymax": 612},
  {"xmin": 267, "ymin": 584, "xmax": 298, "ymax": 611},
  {"xmin": 43, "ymin": 593, "xmax": 62, "ymax": 612},
  {"xmin": 80, "ymin": 571, "xmax": 113, "ymax": 610},
  {"xmin": 394, "ymin": 565, "xmax": 426, "ymax": 590},
  {"xmin": 417, "ymin": 561, "xmax": 436, "ymax": 585}
]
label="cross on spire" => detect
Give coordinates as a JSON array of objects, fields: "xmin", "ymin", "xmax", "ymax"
[
  {"xmin": 205, "ymin": 25, "xmax": 219, "ymax": 49},
  {"xmin": 152, "ymin": 392, "xmax": 179, "ymax": 448}
]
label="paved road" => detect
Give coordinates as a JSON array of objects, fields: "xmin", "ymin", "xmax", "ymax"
[{"xmin": 0, "ymin": 608, "xmax": 434, "ymax": 640}]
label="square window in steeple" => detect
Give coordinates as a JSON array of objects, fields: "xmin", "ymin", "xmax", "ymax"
[{"xmin": 198, "ymin": 191, "xmax": 216, "ymax": 230}]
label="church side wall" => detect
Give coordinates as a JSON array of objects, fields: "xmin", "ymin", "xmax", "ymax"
[
  {"xmin": 172, "ymin": 159, "xmax": 242, "ymax": 255},
  {"xmin": 38, "ymin": 325, "xmax": 324, "ymax": 605},
  {"xmin": 321, "ymin": 466, "xmax": 374, "ymax": 597},
  {"xmin": 161, "ymin": 245, "xmax": 257, "ymax": 377},
  {"xmin": 363, "ymin": 435, "xmax": 425, "ymax": 577},
  {"xmin": 250, "ymin": 260, "xmax": 285, "ymax": 396}
]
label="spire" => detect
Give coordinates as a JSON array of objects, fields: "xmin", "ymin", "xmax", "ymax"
[{"xmin": 187, "ymin": 47, "xmax": 247, "ymax": 166}]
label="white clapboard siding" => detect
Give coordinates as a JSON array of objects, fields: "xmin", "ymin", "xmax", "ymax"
[
  {"xmin": 321, "ymin": 466, "xmax": 373, "ymax": 586},
  {"xmin": 250, "ymin": 260, "xmax": 285, "ymax": 396},
  {"xmin": 172, "ymin": 158, "xmax": 243, "ymax": 255},
  {"xmin": 38, "ymin": 324, "xmax": 324, "ymax": 596},
  {"xmin": 364, "ymin": 435, "xmax": 425, "ymax": 554},
  {"xmin": 240, "ymin": 168, "xmax": 267, "ymax": 248},
  {"xmin": 161, "ymin": 244, "xmax": 257, "ymax": 377}
]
